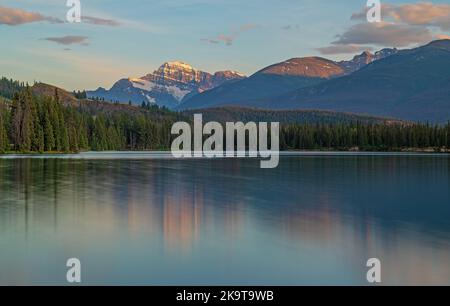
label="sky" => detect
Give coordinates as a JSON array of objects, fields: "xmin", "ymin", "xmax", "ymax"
[{"xmin": 1, "ymin": 0, "xmax": 450, "ymax": 91}]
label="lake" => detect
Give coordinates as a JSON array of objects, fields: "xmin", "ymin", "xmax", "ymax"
[{"xmin": 0, "ymin": 153, "xmax": 449, "ymax": 285}]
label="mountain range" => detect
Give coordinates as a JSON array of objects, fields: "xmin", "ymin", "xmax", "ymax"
[
  {"xmin": 177, "ymin": 50, "xmax": 399, "ymax": 111},
  {"xmin": 87, "ymin": 61, "xmax": 245, "ymax": 108},
  {"xmin": 86, "ymin": 40, "xmax": 450, "ymax": 123},
  {"xmin": 180, "ymin": 40, "xmax": 450, "ymax": 123},
  {"xmin": 87, "ymin": 48, "xmax": 396, "ymax": 110},
  {"xmin": 254, "ymin": 40, "xmax": 450, "ymax": 123}
]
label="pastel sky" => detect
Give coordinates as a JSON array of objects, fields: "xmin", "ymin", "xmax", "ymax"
[{"xmin": 1, "ymin": 0, "xmax": 450, "ymax": 90}]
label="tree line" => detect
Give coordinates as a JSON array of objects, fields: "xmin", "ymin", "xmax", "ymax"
[
  {"xmin": 280, "ymin": 122, "xmax": 450, "ymax": 151},
  {"xmin": 0, "ymin": 77, "xmax": 26, "ymax": 100}
]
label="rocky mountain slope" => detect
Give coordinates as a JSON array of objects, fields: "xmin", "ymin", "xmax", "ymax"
[
  {"xmin": 87, "ymin": 61, "xmax": 245, "ymax": 109},
  {"xmin": 338, "ymin": 48, "xmax": 398, "ymax": 73}
]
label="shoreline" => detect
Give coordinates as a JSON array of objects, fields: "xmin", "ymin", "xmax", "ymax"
[
  {"xmin": 1, "ymin": 149, "xmax": 450, "ymax": 159},
  {"xmin": 1, "ymin": 147, "xmax": 450, "ymax": 155}
]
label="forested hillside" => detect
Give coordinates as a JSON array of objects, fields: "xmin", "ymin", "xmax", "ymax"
[{"xmin": 0, "ymin": 86, "xmax": 181, "ymax": 153}]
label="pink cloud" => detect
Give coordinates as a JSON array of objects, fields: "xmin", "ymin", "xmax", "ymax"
[
  {"xmin": 351, "ymin": 2, "xmax": 450, "ymax": 31},
  {"xmin": 0, "ymin": 6, "xmax": 61, "ymax": 25}
]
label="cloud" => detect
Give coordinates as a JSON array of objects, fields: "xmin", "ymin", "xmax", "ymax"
[
  {"xmin": 82, "ymin": 16, "xmax": 121, "ymax": 27},
  {"xmin": 391, "ymin": 2, "xmax": 450, "ymax": 31},
  {"xmin": 43, "ymin": 36, "xmax": 89, "ymax": 46},
  {"xmin": 351, "ymin": 4, "xmax": 394, "ymax": 21},
  {"xmin": 351, "ymin": 2, "xmax": 450, "ymax": 31},
  {"xmin": 202, "ymin": 24, "xmax": 257, "ymax": 46},
  {"xmin": 0, "ymin": 6, "xmax": 62, "ymax": 25},
  {"xmin": 437, "ymin": 34, "xmax": 450, "ymax": 40},
  {"xmin": 0, "ymin": 6, "xmax": 121, "ymax": 28},
  {"xmin": 217, "ymin": 34, "xmax": 234, "ymax": 46},
  {"xmin": 332, "ymin": 22, "xmax": 434, "ymax": 47},
  {"xmin": 317, "ymin": 44, "xmax": 374, "ymax": 55},
  {"xmin": 319, "ymin": 2, "xmax": 450, "ymax": 55},
  {"xmin": 239, "ymin": 24, "xmax": 258, "ymax": 32}
]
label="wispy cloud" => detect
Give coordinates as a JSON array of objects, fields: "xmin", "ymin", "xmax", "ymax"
[
  {"xmin": 82, "ymin": 16, "xmax": 121, "ymax": 27},
  {"xmin": 332, "ymin": 22, "xmax": 434, "ymax": 47},
  {"xmin": 0, "ymin": 5, "xmax": 62, "ymax": 25},
  {"xmin": 202, "ymin": 24, "xmax": 258, "ymax": 46},
  {"xmin": 43, "ymin": 36, "xmax": 89, "ymax": 46},
  {"xmin": 0, "ymin": 5, "xmax": 121, "ymax": 28}
]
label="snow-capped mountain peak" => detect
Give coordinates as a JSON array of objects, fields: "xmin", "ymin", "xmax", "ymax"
[
  {"xmin": 164, "ymin": 61, "xmax": 195, "ymax": 71},
  {"xmin": 87, "ymin": 61, "xmax": 246, "ymax": 108}
]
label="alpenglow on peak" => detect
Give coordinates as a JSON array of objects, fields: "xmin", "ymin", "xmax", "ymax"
[{"xmin": 87, "ymin": 60, "xmax": 246, "ymax": 109}]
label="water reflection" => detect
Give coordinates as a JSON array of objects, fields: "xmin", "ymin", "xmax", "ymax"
[{"xmin": 0, "ymin": 155, "xmax": 449, "ymax": 285}]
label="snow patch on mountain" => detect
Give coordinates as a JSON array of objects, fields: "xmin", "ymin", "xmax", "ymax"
[{"xmin": 130, "ymin": 78, "xmax": 156, "ymax": 92}]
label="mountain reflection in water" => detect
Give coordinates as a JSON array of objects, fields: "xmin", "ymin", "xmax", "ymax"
[{"xmin": 0, "ymin": 154, "xmax": 449, "ymax": 285}]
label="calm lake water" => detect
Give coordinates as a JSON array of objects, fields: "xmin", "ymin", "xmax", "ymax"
[{"xmin": 0, "ymin": 153, "xmax": 449, "ymax": 285}]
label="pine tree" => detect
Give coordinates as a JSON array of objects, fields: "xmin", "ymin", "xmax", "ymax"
[
  {"xmin": 10, "ymin": 90, "xmax": 33, "ymax": 151},
  {"xmin": 43, "ymin": 106, "xmax": 55, "ymax": 151},
  {"xmin": 0, "ymin": 110, "xmax": 8, "ymax": 153}
]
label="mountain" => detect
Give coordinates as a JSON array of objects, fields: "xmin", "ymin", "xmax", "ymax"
[
  {"xmin": 338, "ymin": 48, "xmax": 398, "ymax": 73},
  {"xmin": 257, "ymin": 39, "xmax": 450, "ymax": 123},
  {"xmin": 32, "ymin": 82, "xmax": 79, "ymax": 106},
  {"xmin": 177, "ymin": 57, "xmax": 346, "ymax": 110},
  {"xmin": 177, "ymin": 49, "xmax": 397, "ymax": 111},
  {"xmin": 86, "ymin": 61, "xmax": 245, "ymax": 109},
  {"xmin": 258, "ymin": 57, "xmax": 345, "ymax": 77}
]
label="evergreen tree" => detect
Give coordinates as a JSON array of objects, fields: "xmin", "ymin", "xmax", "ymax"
[
  {"xmin": 43, "ymin": 107, "xmax": 55, "ymax": 151},
  {"xmin": 0, "ymin": 109, "xmax": 8, "ymax": 152}
]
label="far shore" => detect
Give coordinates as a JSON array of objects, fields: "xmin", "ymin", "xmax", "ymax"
[{"xmin": 1, "ymin": 147, "xmax": 450, "ymax": 156}]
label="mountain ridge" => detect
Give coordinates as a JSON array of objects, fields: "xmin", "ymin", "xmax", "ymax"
[
  {"xmin": 177, "ymin": 47, "xmax": 398, "ymax": 111},
  {"xmin": 258, "ymin": 39, "xmax": 450, "ymax": 123},
  {"xmin": 87, "ymin": 61, "xmax": 245, "ymax": 108}
]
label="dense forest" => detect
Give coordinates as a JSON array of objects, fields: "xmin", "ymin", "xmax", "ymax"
[
  {"xmin": 280, "ymin": 123, "xmax": 450, "ymax": 151},
  {"xmin": 185, "ymin": 106, "xmax": 403, "ymax": 126},
  {"xmin": 0, "ymin": 77, "xmax": 26, "ymax": 100},
  {"xmin": 0, "ymin": 78, "xmax": 450, "ymax": 153},
  {"xmin": 0, "ymin": 86, "xmax": 177, "ymax": 153}
]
